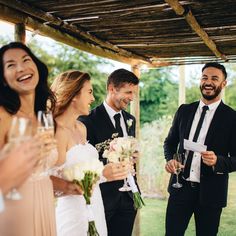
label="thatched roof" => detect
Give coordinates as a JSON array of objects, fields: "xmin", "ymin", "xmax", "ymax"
[{"xmin": 1, "ymin": 0, "xmax": 236, "ymax": 67}]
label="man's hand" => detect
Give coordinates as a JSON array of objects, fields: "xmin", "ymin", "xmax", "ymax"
[
  {"xmin": 165, "ymin": 159, "xmax": 184, "ymax": 174},
  {"xmin": 201, "ymin": 151, "xmax": 217, "ymax": 166},
  {"xmin": 102, "ymin": 161, "xmax": 131, "ymax": 182}
]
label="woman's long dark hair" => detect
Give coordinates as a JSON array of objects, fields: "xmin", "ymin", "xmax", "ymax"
[{"xmin": 0, "ymin": 42, "xmax": 56, "ymax": 114}]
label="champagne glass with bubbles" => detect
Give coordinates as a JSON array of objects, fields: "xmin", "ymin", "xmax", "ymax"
[
  {"xmin": 172, "ymin": 153, "xmax": 183, "ymax": 189},
  {"xmin": 6, "ymin": 117, "xmax": 33, "ymax": 200},
  {"xmin": 37, "ymin": 111, "xmax": 54, "ymax": 173}
]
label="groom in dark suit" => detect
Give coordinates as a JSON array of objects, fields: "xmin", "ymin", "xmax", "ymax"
[
  {"xmin": 80, "ymin": 69, "xmax": 139, "ymax": 236},
  {"xmin": 164, "ymin": 62, "xmax": 236, "ymax": 236}
]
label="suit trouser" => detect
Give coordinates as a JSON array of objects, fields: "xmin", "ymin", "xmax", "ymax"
[
  {"xmin": 165, "ymin": 181, "xmax": 222, "ymax": 236},
  {"xmin": 105, "ymin": 192, "xmax": 137, "ymax": 236}
]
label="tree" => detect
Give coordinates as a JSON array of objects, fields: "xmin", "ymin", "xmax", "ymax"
[
  {"xmin": 140, "ymin": 67, "xmax": 178, "ymax": 124},
  {"xmin": 29, "ymin": 40, "xmax": 110, "ymax": 108}
]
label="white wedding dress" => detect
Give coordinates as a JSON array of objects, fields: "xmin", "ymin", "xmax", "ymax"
[{"xmin": 55, "ymin": 143, "xmax": 107, "ymax": 236}]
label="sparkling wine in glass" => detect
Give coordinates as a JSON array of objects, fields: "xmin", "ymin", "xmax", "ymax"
[
  {"xmin": 6, "ymin": 117, "xmax": 33, "ymax": 200},
  {"xmin": 172, "ymin": 153, "xmax": 183, "ymax": 189},
  {"xmin": 37, "ymin": 111, "xmax": 54, "ymax": 172}
]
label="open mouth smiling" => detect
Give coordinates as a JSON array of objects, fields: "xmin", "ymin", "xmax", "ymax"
[{"xmin": 17, "ymin": 74, "xmax": 33, "ymax": 82}]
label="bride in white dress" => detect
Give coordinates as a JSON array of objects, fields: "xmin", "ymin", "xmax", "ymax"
[
  {"xmin": 56, "ymin": 143, "xmax": 107, "ymax": 236},
  {"xmin": 50, "ymin": 70, "xmax": 130, "ymax": 236}
]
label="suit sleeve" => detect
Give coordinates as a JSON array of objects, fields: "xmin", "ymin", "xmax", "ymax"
[
  {"xmin": 163, "ymin": 105, "xmax": 184, "ymax": 162},
  {"xmin": 214, "ymin": 112, "xmax": 236, "ymax": 173}
]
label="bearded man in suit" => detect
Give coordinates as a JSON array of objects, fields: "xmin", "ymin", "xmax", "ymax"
[
  {"xmin": 80, "ymin": 68, "xmax": 139, "ymax": 236},
  {"xmin": 164, "ymin": 62, "xmax": 236, "ymax": 236}
]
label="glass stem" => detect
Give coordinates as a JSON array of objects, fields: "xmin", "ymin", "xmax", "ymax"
[{"xmin": 176, "ymin": 173, "xmax": 179, "ymax": 183}]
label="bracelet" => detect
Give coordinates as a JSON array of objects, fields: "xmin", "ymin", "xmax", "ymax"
[{"xmin": 54, "ymin": 190, "xmax": 64, "ymax": 197}]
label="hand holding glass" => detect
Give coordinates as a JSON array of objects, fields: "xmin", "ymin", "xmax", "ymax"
[
  {"xmin": 6, "ymin": 117, "xmax": 33, "ymax": 200},
  {"xmin": 172, "ymin": 153, "xmax": 183, "ymax": 189},
  {"xmin": 37, "ymin": 111, "xmax": 55, "ymax": 172}
]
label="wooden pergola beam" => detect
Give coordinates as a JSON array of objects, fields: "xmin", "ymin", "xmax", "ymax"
[
  {"xmin": 165, "ymin": 0, "xmax": 228, "ymax": 61},
  {"xmin": 0, "ymin": 0, "xmax": 152, "ymax": 64},
  {"xmin": 0, "ymin": 4, "xmax": 148, "ymax": 66},
  {"xmin": 15, "ymin": 23, "xmax": 26, "ymax": 43}
]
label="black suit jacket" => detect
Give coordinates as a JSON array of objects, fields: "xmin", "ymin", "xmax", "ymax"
[
  {"xmin": 164, "ymin": 101, "xmax": 236, "ymax": 207},
  {"xmin": 79, "ymin": 103, "xmax": 136, "ymax": 211}
]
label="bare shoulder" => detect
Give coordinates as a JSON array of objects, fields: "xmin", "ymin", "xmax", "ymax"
[
  {"xmin": 0, "ymin": 106, "xmax": 13, "ymax": 147},
  {"xmin": 55, "ymin": 125, "xmax": 70, "ymax": 144},
  {"xmin": 0, "ymin": 106, "xmax": 12, "ymax": 121},
  {"xmin": 77, "ymin": 120, "xmax": 87, "ymax": 139}
]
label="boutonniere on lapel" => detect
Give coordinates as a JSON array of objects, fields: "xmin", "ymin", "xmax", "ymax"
[{"xmin": 127, "ymin": 119, "xmax": 133, "ymax": 132}]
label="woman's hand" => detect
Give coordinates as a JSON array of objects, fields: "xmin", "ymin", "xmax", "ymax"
[
  {"xmin": 50, "ymin": 176, "xmax": 83, "ymax": 197},
  {"xmin": 36, "ymin": 130, "xmax": 57, "ymax": 160}
]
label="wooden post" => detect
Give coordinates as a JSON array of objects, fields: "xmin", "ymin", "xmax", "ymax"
[
  {"xmin": 178, "ymin": 65, "xmax": 186, "ymax": 106},
  {"xmin": 14, "ymin": 23, "xmax": 26, "ymax": 43},
  {"xmin": 130, "ymin": 64, "xmax": 141, "ymax": 236}
]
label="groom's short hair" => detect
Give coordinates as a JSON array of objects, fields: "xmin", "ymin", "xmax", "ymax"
[
  {"xmin": 107, "ymin": 68, "xmax": 139, "ymax": 89},
  {"xmin": 202, "ymin": 62, "xmax": 227, "ymax": 80}
]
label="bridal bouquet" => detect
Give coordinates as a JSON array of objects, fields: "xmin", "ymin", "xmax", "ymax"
[
  {"xmin": 103, "ymin": 136, "xmax": 145, "ymax": 210},
  {"xmin": 63, "ymin": 159, "xmax": 104, "ymax": 236}
]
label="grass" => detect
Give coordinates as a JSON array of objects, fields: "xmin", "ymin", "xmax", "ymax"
[{"xmin": 140, "ymin": 172, "xmax": 236, "ymax": 236}]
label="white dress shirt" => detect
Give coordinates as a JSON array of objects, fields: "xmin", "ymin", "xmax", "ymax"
[
  {"xmin": 103, "ymin": 101, "xmax": 128, "ymax": 137},
  {"xmin": 186, "ymin": 99, "xmax": 221, "ymax": 183}
]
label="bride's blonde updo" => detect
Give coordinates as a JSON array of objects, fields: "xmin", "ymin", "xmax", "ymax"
[{"xmin": 51, "ymin": 70, "xmax": 91, "ymax": 118}]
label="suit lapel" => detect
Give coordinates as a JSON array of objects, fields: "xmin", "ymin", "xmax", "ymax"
[
  {"xmin": 122, "ymin": 110, "xmax": 135, "ymax": 136},
  {"xmin": 98, "ymin": 104, "xmax": 117, "ymax": 135},
  {"xmin": 122, "ymin": 111, "xmax": 129, "ymax": 135},
  {"xmin": 204, "ymin": 101, "xmax": 224, "ymax": 145},
  {"xmin": 184, "ymin": 102, "xmax": 199, "ymax": 140}
]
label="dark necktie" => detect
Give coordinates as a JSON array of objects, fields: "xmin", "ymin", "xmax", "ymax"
[
  {"xmin": 183, "ymin": 105, "xmax": 209, "ymax": 179},
  {"xmin": 113, "ymin": 113, "xmax": 124, "ymax": 137}
]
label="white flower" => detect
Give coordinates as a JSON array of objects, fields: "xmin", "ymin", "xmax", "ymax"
[
  {"xmin": 104, "ymin": 136, "xmax": 139, "ymax": 162},
  {"xmin": 63, "ymin": 168, "xmax": 74, "ymax": 181},
  {"xmin": 127, "ymin": 119, "xmax": 133, "ymax": 129},
  {"xmin": 63, "ymin": 158, "xmax": 104, "ymax": 182}
]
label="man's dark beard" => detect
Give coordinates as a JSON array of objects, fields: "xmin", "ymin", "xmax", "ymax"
[{"xmin": 200, "ymin": 85, "xmax": 222, "ymax": 101}]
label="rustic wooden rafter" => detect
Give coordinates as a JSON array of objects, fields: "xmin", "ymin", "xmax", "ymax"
[
  {"xmin": 0, "ymin": 4, "xmax": 143, "ymax": 66},
  {"xmin": 1, "ymin": 0, "xmax": 236, "ymax": 65},
  {"xmin": 165, "ymin": 0, "xmax": 228, "ymax": 61},
  {"xmin": 15, "ymin": 23, "xmax": 26, "ymax": 43},
  {"xmin": 0, "ymin": 0, "xmax": 153, "ymax": 64}
]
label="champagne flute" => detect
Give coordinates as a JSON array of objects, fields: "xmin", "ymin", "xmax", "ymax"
[
  {"xmin": 172, "ymin": 153, "xmax": 183, "ymax": 189},
  {"xmin": 119, "ymin": 137, "xmax": 139, "ymax": 192},
  {"xmin": 119, "ymin": 173, "xmax": 132, "ymax": 192},
  {"xmin": 6, "ymin": 117, "xmax": 33, "ymax": 200},
  {"xmin": 37, "ymin": 111, "xmax": 54, "ymax": 173}
]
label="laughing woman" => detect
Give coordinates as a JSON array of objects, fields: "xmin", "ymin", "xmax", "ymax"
[{"xmin": 0, "ymin": 42, "xmax": 57, "ymax": 236}]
